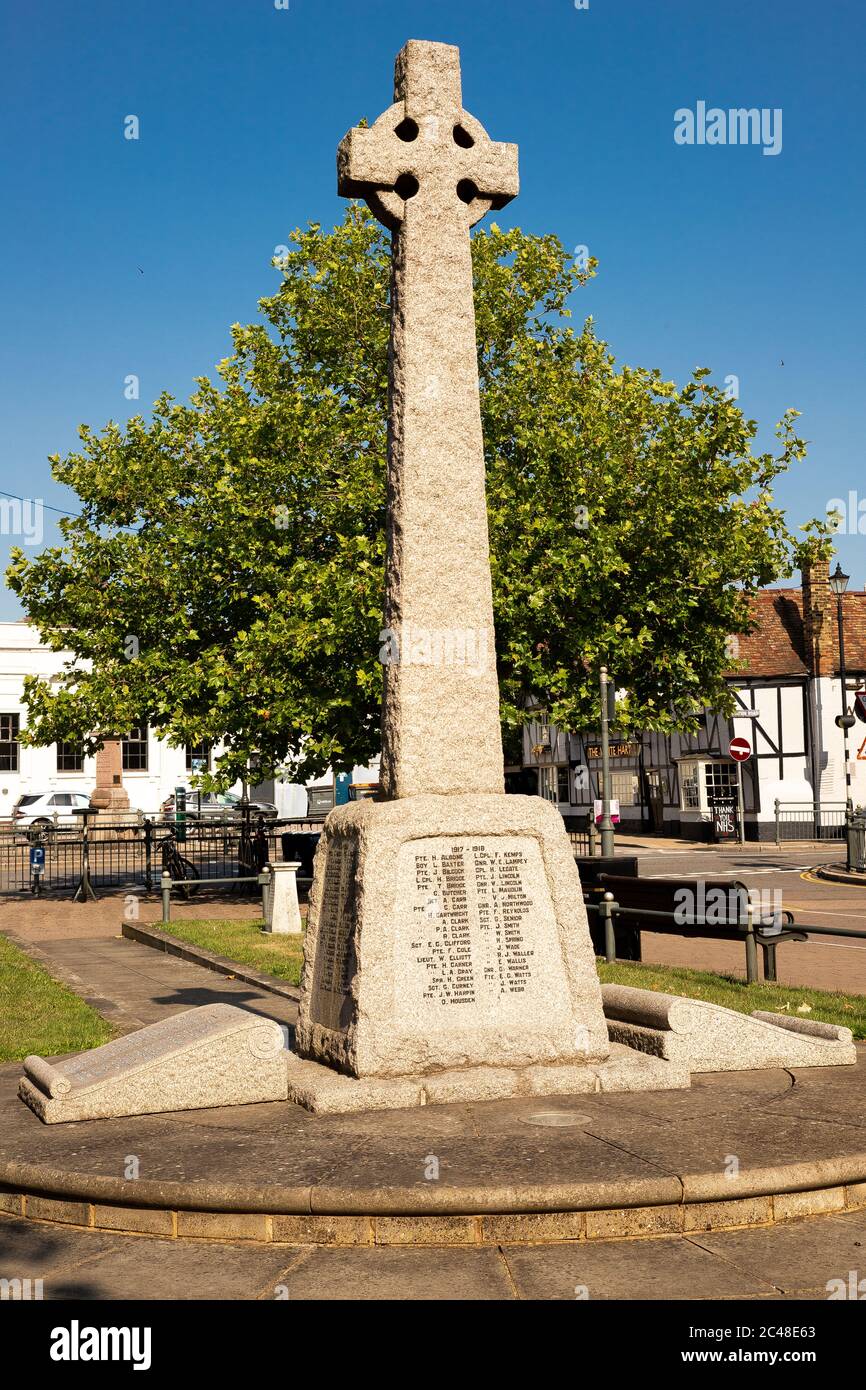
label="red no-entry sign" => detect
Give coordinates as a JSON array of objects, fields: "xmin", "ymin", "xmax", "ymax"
[{"xmin": 729, "ymin": 736, "xmax": 752, "ymax": 762}]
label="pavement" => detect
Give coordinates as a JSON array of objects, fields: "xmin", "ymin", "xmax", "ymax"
[
  {"xmin": 4, "ymin": 1205, "xmax": 866, "ymax": 1299},
  {"xmin": 2, "ymin": 917, "xmax": 296, "ymax": 1038},
  {"xmin": 4, "ymin": 1052, "xmax": 866, "ymax": 1215}
]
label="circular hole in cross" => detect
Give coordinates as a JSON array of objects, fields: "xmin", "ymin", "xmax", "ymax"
[
  {"xmin": 456, "ymin": 178, "xmax": 479, "ymax": 205},
  {"xmin": 453, "ymin": 124, "xmax": 474, "ymax": 148},
  {"xmin": 394, "ymin": 172, "xmax": 420, "ymax": 200},
  {"xmin": 395, "ymin": 117, "xmax": 419, "ymax": 142}
]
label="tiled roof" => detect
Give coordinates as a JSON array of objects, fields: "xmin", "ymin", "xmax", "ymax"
[{"xmin": 729, "ymin": 588, "xmax": 866, "ymax": 679}]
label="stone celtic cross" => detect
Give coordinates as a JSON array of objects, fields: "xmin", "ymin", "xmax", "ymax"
[
  {"xmin": 294, "ymin": 42, "xmax": 612, "ymax": 1107},
  {"xmin": 337, "ymin": 40, "xmax": 518, "ymax": 799}
]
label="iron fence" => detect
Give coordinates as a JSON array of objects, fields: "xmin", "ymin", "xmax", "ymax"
[
  {"xmin": 773, "ymin": 800, "xmax": 848, "ymax": 845},
  {"xmin": 1, "ymin": 810, "xmax": 591, "ymax": 897},
  {"xmin": 0, "ymin": 816, "xmax": 321, "ymax": 899}
]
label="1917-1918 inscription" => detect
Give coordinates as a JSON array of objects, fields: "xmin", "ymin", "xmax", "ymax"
[
  {"xmin": 310, "ymin": 840, "xmax": 356, "ymax": 1030},
  {"xmin": 394, "ymin": 835, "xmax": 571, "ymax": 1029}
]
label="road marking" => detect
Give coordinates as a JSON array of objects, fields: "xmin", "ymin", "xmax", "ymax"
[
  {"xmin": 641, "ymin": 865, "xmax": 815, "ymax": 879},
  {"xmin": 784, "ymin": 903, "xmax": 866, "ymax": 919}
]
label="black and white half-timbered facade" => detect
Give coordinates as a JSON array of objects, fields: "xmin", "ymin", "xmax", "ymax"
[{"xmin": 522, "ymin": 562, "xmax": 866, "ymax": 841}]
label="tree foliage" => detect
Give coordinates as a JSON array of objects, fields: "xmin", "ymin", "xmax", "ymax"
[{"xmin": 8, "ymin": 205, "xmax": 812, "ymax": 785}]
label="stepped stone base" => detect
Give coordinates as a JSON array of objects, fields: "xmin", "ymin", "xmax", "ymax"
[
  {"xmin": 602, "ymin": 985, "xmax": 857, "ymax": 1072},
  {"xmin": 285, "ymin": 1042, "xmax": 689, "ymax": 1114}
]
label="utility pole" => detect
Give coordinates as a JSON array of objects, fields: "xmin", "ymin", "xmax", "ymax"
[
  {"xmin": 599, "ymin": 665, "xmax": 615, "ymax": 858},
  {"xmin": 830, "ymin": 563, "xmax": 855, "ymax": 814}
]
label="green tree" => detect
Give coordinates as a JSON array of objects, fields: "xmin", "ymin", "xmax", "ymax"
[{"xmin": 7, "ymin": 205, "xmax": 812, "ymax": 785}]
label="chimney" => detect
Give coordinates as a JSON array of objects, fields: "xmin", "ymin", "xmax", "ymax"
[{"xmin": 801, "ymin": 558, "xmax": 834, "ymax": 676}]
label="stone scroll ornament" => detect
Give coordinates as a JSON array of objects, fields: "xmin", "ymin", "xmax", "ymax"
[{"xmin": 19, "ymin": 1006, "xmax": 287, "ymax": 1124}]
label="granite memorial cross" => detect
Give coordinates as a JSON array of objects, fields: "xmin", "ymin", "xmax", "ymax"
[
  {"xmin": 290, "ymin": 40, "xmax": 677, "ymax": 1111},
  {"xmin": 337, "ymin": 38, "xmax": 516, "ymax": 799}
]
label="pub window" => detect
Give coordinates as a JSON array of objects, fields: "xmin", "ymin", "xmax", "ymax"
[
  {"xmin": 610, "ymin": 771, "xmax": 639, "ymax": 807},
  {"xmin": 556, "ymin": 765, "xmax": 572, "ymax": 804},
  {"xmin": 122, "ymin": 724, "xmax": 149, "ymax": 772},
  {"xmin": 185, "ymin": 740, "xmax": 211, "ymax": 772},
  {"xmin": 705, "ymin": 762, "xmax": 738, "ymax": 800},
  {"xmin": 680, "ymin": 762, "xmax": 701, "ymax": 810},
  {"xmin": 56, "ymin": 741, "xmax": 85, "ymax": 773},
  {"xmin": 538, "ymin": 765, "xmax": 558, "ymax": 803},
  {"xmin": 0, "ymin": 713, "xmax": 19, "ymax": 772}
]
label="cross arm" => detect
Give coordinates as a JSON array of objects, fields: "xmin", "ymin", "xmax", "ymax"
[
  {"xmin": 468, "ymin": 140, "xmax": 519, "ymax": 208},
  {"xmin": 337, "ymin": 107, "xmax": 404, "ymax": 199}
]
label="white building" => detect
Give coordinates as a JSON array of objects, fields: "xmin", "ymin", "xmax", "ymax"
[
  {"xmin": 522, "ymin": 561, "xmax": 866, "ymax": 841},
  {"xmin": 0, "ymin": 620, "xmax": 379, "ymax": 818}
]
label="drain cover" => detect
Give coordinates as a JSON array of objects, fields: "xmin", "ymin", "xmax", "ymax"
[{"xmin": 523, "ymin": 1111, "xmax": 592, "ymax": 1128}]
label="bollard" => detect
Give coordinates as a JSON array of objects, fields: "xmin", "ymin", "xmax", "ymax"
[
  {"xmin": 144, "ymin": 818, "xmax": 153, "ymax": 893},
  {"xmin": 161, "ymin": 871, "xmax": 172, "ymax": 924},
  {"xmin": 259, "ymin": 866, "xmax": 274, "ymax": 927},
  {"xmin": 265, "ymin": 862, "xmax": 303, "ymax": 934},
  {"xmin": 846, "ymin": 812, "xmax": 866, "ymax": 874},
  {"xmin": 744, "ymin": 900, "xmax": 758, "ymax": 983},
  {"xmin": 601, "ymin": 891, "xmax": 616, "ymax": 963}
]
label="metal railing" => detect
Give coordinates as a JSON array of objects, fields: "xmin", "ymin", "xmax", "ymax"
[
  {"xmin": 564, "ymin": 817, "xmax": 596, "ymax": 857},
  {"xmin": 159, "ymin": 867, "xmax": 273, "ymax": 925},
  {"xmin": 588, "ymin": 892, "xmax": 866, "ymax": 984},
  {"xmin": 774, "ymin": 799, "xmax": 848, "ymax": 845},
  {"xmin": 0, "ymin": 816, "xmax": 308, "ymax": 899}
]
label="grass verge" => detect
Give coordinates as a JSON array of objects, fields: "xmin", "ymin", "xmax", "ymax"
[
  {"xmin": 597, "ymin": 957, "xmax": 866, "ymax": 1038},
  {"xmin": 158, "ymin": 918, "xmax": 304, "ymax": 985},
  {"xmin": 142, "ymin": 923, "xmax": 866, "ymax": 1038},
  {"xmin": 0, "ymin": 933, "xmax": 114, "ymax": 1061}
]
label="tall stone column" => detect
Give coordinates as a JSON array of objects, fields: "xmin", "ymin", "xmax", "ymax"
[{"xmin": 89, "ymin": 737, "xmax": 130, "ymax": 812}]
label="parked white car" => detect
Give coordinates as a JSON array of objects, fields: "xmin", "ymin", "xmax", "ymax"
[
  {"xmin": 160, "ymin": 789, "xmax": 278, "ymax": 821},
  {"xmin": 12, "ymin": 790, "xmax": 92, "ymax": 830}
]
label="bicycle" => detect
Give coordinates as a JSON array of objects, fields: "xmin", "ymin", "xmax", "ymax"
[{"xmin": 159, "ymin": 830, "xmax": 200, "ymax": 900}]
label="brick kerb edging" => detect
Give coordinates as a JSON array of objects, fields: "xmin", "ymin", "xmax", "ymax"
[{"xmin": 1, "ymin": 1182, "xmax": 864, "ymax": 1246}]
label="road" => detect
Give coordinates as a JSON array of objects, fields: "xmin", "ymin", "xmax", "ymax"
[{"xmin": 612, "ymin": 840, "xmax": 866, "ymax": 993}]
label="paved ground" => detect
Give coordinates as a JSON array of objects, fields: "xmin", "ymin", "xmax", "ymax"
[
  {"xmin": 4, "ymin": 1050, "xmax": 866, "ymax": 1208},
  {"xmin": 2, "ymin": 839, "xmax": 866, "ymax": 1300},
  {"xmin": 2, "ymin": 922, "xmax": 297, "ymax": 1038},
  {"xmin": 2, "ymin": 1206, "xmax": 865, "ymax": 1299}
]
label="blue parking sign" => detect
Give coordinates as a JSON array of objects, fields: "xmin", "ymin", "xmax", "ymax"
[{"xmin": 30, "ymin": 845, "xmax": 45, "ymax": 870}]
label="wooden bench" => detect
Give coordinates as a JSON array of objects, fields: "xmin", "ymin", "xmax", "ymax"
[{"xmin": 590, "ymin": 873, "xmax": 807, "ymax": 982}]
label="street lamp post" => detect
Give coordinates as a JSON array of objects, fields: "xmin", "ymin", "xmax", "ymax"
[
  {"xmin": 598, "ymin": 665, "xmax": 615, "ymax": 858},
  {"xmin": 829, "ymin": 563, "xmax": 855, "ymax": 815}
]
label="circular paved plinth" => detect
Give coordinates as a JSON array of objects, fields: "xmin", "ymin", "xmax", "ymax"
[{"xmin": 3, "ymin": 1055, "xmax": 866, "ymax": 1246}]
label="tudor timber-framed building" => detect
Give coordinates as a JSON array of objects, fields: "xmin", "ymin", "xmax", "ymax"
[{"xmin": 522, "ymin": 561, "xmax": 866, "ymax": 841}]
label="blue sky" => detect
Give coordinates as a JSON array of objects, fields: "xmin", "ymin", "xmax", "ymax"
[{"xmin": 2, "ymin": 0, "xmax": 864, "ymax": 618}]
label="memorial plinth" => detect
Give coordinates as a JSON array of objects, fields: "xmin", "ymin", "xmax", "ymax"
[{"xmin": 297, "ymin": 795, "xmax": 610, "ymax": 1076}]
